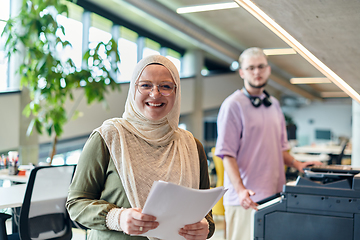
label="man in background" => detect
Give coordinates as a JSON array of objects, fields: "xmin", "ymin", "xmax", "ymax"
[{"xmin": 215, "ymin": 47, "xmax": 320, "ymax": 240}]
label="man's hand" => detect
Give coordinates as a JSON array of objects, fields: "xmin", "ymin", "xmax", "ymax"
[
  {"xmin": 294, "ymin": 160, "xmax": 323, "ymax": 173},
  {"xmin": 239, "ymin": 189, "xmax": 258, "ymax": 211}
]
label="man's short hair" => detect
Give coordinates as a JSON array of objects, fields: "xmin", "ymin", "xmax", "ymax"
[{"xmin": 239, "ymin": 47, "xmax": 267, "ymax": 66}]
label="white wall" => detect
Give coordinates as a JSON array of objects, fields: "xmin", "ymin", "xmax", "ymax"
[
  {"xmin": 40, "ymin": 73, "xmax": 244, "ymax": 144},
  {"xmin": 0, "ymin": 73, "xmax": 353, "ymax": 153},
  {"xmin": 0, "ymin": 74, "xmax": 240, "ymax": 152},
  {"xmin": 203, "ymin": 73, "xmax": 243, "ymax": 110},
  {"xmin": 40, "ymin": 78, "xmax": 197, "ymax": 144},
  {"xmin": 0, "ymin": 78, "xmax": 205, "ymax": 152},
  {"xmin": 284, "ymin": 101, "xmax": 352, "ymax": 146}
]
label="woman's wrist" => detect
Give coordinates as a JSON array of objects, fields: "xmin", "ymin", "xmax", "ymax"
[{"xmin": 106, "ymin": 207, "xmax": 125, "ymax": 231}]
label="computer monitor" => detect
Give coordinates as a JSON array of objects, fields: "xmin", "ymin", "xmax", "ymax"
[{"xmin": 315, "ymin": 129, "xmax": 332, "ymax": 140}]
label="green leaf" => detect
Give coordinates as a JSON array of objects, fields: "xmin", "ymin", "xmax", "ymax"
[
  {"xmin": 46, "ymin": 124, "xmax": 53, "ymax": 136},
  {"xmin": 36, "ymin": 56, "xmax": 47, "ymax": 71},
  {"xmin": 22, "ymin": 104, "xmax": 32, "ymax": 118},
  {"xmin": 71, "ymin": 110, "xmax": 81, "ymax": 120},
  {"xmin": 53, "ymin": 122, "xmax": 63, "ymax": 136},
  {"xmin": 26, "ymin": 119, "xmax": 36, "ymax": 136},
  {"xmin": 35, "ymin": 119, "xmax": 43, "ymax": 135}
]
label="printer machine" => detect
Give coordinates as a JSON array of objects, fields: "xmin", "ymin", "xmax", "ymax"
[{"xmin": 253, "ymin": 165, "xmax": 360, "ymax": 240}]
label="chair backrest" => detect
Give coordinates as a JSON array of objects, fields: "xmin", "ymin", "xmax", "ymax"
[
  {"xmin": 336, "ymin": 139, "xmax": 349, "ymax": 164},
  {"xmin": 18, "ymin": 165, "xmax": 75, "ymax": 240}
]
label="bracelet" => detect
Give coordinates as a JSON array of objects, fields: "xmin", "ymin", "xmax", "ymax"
[{"xmin": 106, "ymin": 207, "xmax": 125, "ymax": 231}]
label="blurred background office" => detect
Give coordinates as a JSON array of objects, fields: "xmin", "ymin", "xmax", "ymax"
[{"xmin": 0, "ymin": 0, "xmax": 359, "ymax": 172}]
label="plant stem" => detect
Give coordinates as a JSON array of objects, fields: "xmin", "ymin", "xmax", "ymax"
[{"xmin": 49, "ymin": 136, "xmax": 58, "ymax": 165}]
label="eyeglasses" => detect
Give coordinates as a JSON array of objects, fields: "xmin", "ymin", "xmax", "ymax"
[
  {"xmin": 135, "ymin": 81, "xmax": 176, "ymax": 96},
  {"xmin": 244, "ymin": 64, "xmax": 268, "ymax": 72}
]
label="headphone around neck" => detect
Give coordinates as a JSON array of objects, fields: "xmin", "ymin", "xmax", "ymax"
[{"xmin": 242, "ymin": 87, "xmax": 272, "ymax": 108}]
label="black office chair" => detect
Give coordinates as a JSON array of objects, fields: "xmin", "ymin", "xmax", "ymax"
[
  {"xmin": 336, "ymin": 139, "xmax": 349, "ymax": 165},
  {"xmin": 0, "ymin": 165, "xmax": 75, "ymax": 240}
]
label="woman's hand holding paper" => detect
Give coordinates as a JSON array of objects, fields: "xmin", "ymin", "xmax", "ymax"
[
  {"xmin": 178, "ymin": 218, "xmax": 209, "ymax": 240},
  {"xmin": 120, "ymin": 208, "xmax": 159, "ymax": 235}
]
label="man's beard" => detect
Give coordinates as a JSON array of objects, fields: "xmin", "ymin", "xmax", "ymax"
[{"xmin": 249, "ymin": 80, "xmax": 268, "ymax": 89}]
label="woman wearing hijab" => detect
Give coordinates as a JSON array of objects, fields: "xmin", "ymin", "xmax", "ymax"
[{"xmin": 66, "ymin": 55, "xmax": 215, "ymax": 240}]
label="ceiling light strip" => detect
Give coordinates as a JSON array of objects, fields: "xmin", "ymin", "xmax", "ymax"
[
  {"xmin": 263, "ymin": 48, "xmax": 296, "ymax": 56},
  {"xmin": 290, "ymin": 78, "xmax": 331, "ymax": 84},
  {"xmin": 177, "ymin": 2, "xmax": 239, "ymax": 14},
  {"xmin": 235, "ymin": 0, "xmax": 360, "ymax": 103},
  {"xmin": 321, "ymin": 92, "xmax": 349, "ymax": 98}
]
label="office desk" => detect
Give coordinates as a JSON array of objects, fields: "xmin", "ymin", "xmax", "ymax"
[
  {"xmin": 291, "ymin": 145, "xmax": 352, "ymax": 155},
  {"xmin": 0, "ymin": 184, "xmax": 26, "ymax": 209},
  {"xmin": 290, "ymin": 153, "xmax": 330, "ymax": 162},
  {"xmin": 0, "ymin": 169, "xmax": 28, "ymax": 183},
  {"xmin": 0, "ymin": 184, "xmax": 70, "ymax": 210}
]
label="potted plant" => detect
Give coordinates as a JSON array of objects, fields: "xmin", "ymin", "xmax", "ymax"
[{"xmin": 2, "ymin": 0, "xmax": 121, "ymax": 164}]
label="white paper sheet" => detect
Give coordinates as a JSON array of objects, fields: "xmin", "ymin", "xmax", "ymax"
[{"xmin": 139, "ymin": 181, "xmax": 226, "ymax": 240}]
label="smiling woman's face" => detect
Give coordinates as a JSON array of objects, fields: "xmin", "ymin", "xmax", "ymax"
[{"xmin": 134, "ymin": 64, "xmax": 176, "ymax": 121}]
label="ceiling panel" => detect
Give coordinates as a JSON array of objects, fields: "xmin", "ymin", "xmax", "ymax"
[
  {"xmin": 252, "ymin": 0, "xmax": 360, "ymax": 94},
  {"xmin": 90, "ymin": 0, "xmax": 357, "ymax": 103}
]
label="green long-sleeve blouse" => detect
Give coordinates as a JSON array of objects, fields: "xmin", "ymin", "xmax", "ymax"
[{"xmin": 66, "ymin": 132, "xmax": 215, "ymax": 240}]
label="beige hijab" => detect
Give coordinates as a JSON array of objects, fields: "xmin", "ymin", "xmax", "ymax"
[{"xmin": 95, "ymin": 55, "xmax": 200, "ymax": 210}]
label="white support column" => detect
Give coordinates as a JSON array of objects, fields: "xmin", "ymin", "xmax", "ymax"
[
  {"xmin": 8, "ymin": 0, "xmax": 22, "ymax": 90},
  {"xmin": 9, "ymin": 0, "xmax": 39, "ymax": 164},
  {"xmin": 352, "ymin": 99, "xmax": 360, "ymax": 167},
  {"xmin": 182, "ymin": 50, "xmax": 204, "ymax": 142},
  {"xmin": 81, "ymin": 11, "xmax": 90, "ymax": 69},
  {"xmin": 137, "ymin": 37, "xmax": 145, "ymax": 62}
]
